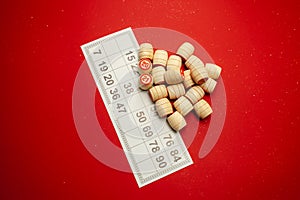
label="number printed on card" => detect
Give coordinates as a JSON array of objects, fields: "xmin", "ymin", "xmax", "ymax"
[
  {"xmin": 89, "ymin": 45, "xmax": 105, "ymax": 61},
  {"xmin": 141, "ymin": 124, "xmax": 154, "ymax": 138},
  {"xmin": 135, "ymin": 110, "xmax": 148, "ymax": 124},
  {"xmin": 155, "ymin": 154, "xmax": 168, "ymax": 169},
  {"xmin": 124, "ymin": 49, "xmax": 138, "ymax": 64},
  {"xmin": 168, "ymin": 148, "xmax": 182, "ymax": 163},
  {"xmin": 102, "ymin": 72, "xmax": 117, "ymax": 89},
  {"xmin": 112, "ymin": 100, "xmax": 129, "ymax": 118},
  {"xmin": 108, "ymin": 87, "xmax": 122, "ymax": 102},
  {"xmin": 95, "ymin": 59, "xmax": 111, "ymax": 74},
  {"xmin": 123, "ymin": 81, "xmax": 135, "ymax": 95},
  {"xmin": 128, "ymin": 63, "xmax": 140, "ymax": 77}
]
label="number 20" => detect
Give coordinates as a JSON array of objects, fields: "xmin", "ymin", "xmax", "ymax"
[{"xmin": 103, "ymin": 74, "xmax": 114, "ymax": 86}]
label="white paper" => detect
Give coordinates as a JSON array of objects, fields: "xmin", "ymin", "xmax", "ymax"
[{"xmin": 81, "ymin": 27, "xmax": 193, "ymax": 187}]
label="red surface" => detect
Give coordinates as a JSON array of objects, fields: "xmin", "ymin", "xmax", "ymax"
[{"xmin": 1, "ymin": 0, "xmax": 300, "ymax": 199}]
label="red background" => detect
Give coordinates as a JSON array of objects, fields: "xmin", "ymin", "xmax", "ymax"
[{"xmin": 1, "ymin": 0, "xmax": 300, "ymax": 199}]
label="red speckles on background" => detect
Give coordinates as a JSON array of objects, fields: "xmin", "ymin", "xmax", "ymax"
[{"xmin": 0, "ymin": 0, "xmax": 299, "ymax": 199}]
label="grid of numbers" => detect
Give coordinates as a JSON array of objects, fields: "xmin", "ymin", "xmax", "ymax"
[{"xmin": 81, "ymin": 28, "xmax": 193, "ymax": 187}]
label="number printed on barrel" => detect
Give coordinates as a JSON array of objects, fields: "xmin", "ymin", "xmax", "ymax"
[{"xmin": 140, "ymin": 75, "xmax": 150, "ymax": 83}]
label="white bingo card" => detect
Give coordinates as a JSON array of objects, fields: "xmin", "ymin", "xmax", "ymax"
[{"xmin": 81, "ymin": 27, "xmax": 193, "ymax": 187}]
